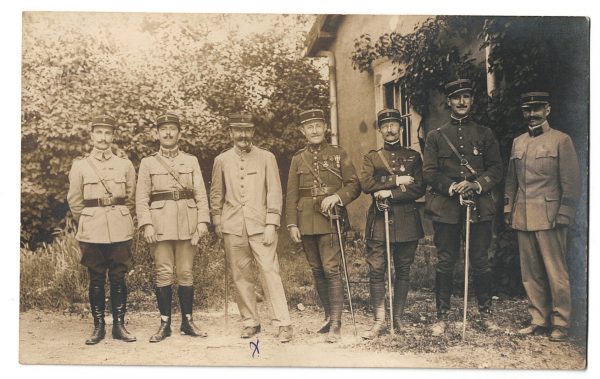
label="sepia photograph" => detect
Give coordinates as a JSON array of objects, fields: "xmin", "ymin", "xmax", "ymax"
[{"xmin": 15, "ymin": 1, "xmax": 591, "ymax": 373}]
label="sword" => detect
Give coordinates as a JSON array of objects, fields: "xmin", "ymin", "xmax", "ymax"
[
  {"xmin": 331, "ymin": 206, "xmax": 358, "ymax": 336},
  {"xmin": 376, "ymin": 198, "xmax": 394, "ymax": 335},
  {"xmin": 220, "ymin": 238, "xmax": 229, "ymax": 328},
  {"xmin": 460, "ymin": 194, "xmax": 475, "ymax": 342}
]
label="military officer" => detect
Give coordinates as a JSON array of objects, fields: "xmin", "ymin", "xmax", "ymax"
[
  {"xmin": 285, "ymin": 109, "xmax": 361, "ymax": 343},
  {"xmin": 210, "ymin": 112, "xmax": 293, "ymax": 342},
  {"xmin": 358, "ymin": 108, "xmax": 425, "ymax": 339},
  {"xmin": 423, "ymin": 79, "xmax": 503, "ymax": 336},
  {"xmin": 136, "ymin": 113, "xmax": 211, "ymax": 342},
  {"xmin": 505, "ymin": 92, "xmax": 581, "ymax": 342},
  {"xmin": 67, "ymin": 115, "xmax": 137, "ymax": 345}
]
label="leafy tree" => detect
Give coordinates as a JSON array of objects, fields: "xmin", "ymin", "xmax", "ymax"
[{"xmin": 21, "ymin": 12, "xmax": 328, "ymax": 245}]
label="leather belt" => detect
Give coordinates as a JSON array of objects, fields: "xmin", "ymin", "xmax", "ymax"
[
  {"xmin": 298, "ymin": 186, "xmax": 338, "ymax": 198},
  {"xmin": 83, "ymin": 197, "xmax": 126, "ymax": 207},
  {"xmin": 150, "ymin": 189, "xmax": 194, "ymax": 202}
]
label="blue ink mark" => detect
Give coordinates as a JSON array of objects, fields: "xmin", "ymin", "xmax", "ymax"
[{"xmin": 249, "ymin": 338, "xmax": 260, "ymax": 358}]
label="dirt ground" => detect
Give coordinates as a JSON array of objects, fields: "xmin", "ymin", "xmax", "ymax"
[{"xmin": 19, "ymin": 293, "xmax": 586, "ymax": 369}]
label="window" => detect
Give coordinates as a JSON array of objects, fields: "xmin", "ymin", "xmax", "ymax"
[{"xmin": 383, "ymin": 81, "xmax": 411, "ymax": 147}]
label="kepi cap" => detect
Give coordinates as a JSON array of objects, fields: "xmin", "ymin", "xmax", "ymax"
[
  {"xmin": 444, "ymin": 79, "xmax": 473, "ymax": 97},
  {"xmin": 520, "ymin": 92, "xmax": 550, "ymax": 107},
  {"xmin": 298, "ymin": 109, "xmax": 326, "ymax": 125},
  {"xmin": 377, "ymin": 108, "xmax": 402, "ymax": 128},
  {"xmin": 156, "ymin": 113, "xmax": 180, "ymax": 127},
  {"xmin": 91, "ymin": 115, "xmax": 116, "ymax": 129},
  {"xmin": 228, "ymin": 112, "xmax": 254, "ymax": 128}
]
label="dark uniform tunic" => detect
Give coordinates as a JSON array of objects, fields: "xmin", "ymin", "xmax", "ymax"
[
  {"xmin": 423, "ymin": 116, "xmax": 503, "ymax": 315},
  {"xmin": 285, "ymin": 141, "xmax": 360, "ymax": 298},
  {"xmin": 359, "ymin": 141, "xmax": 425, "ymax": 282}
]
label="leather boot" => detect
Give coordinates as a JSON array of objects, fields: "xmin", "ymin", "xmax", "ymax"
[
  {"xmin": 178, "ymin": 286, "xmax": 207, "ymax": 337},
  {"xmin": 150, "ymin": 285, "xmax": 172, "ymax": 343},
  {"xmin": 432, "ymin": 272, "xmax": 452, "ymax": 336},
  {"xmin": 474, "ymin": 273, "xmax": 500, "ymax": 332},
  {"xmin": 325, "ymin": 276, "xmax": 344, "ymax": 343},
  {"xmin": 314, "ymin": 276, "xmax": 331, "ymax": 333},
  {"xmin": 361, "ymin": 282, "xmax": 387, "ymax": 339},
  {"xmin": 85, "ymin": 285, "xmax": 106, "ymax": 345},
  {"xmin": 392, "ymin": 279, "xmax": 410, "ymax": 333},
  {"xmin": 110, "ymin": 279, "xmax": 136, "ymax": 342},
  {"xmin": 435, "ymin": 271, "xmax": 453, "ymax": 317}
]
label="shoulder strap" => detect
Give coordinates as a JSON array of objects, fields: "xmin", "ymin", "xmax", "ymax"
[
  {"xmin": 85, "ymin": 157, "xmax": 113, "ymax": 196},
  {"xmin": 299, "ymin": 151, "xmax": 325, "ymax": 186},
  {"xmin": 153, "ymin": 154, "xmax": 188, "ymax": 189},
  {"xmin": 377, "ymin": 150, "xmax": 395, "ymax": 176},
  {"xmin": 437, "ymin": 129, "xmax": 478, "ymax": 176}
]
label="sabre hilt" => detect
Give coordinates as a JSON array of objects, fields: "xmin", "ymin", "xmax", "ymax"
[{"xmin": 375, "ymin": 198, "xmax": 390, "ymax": 212}]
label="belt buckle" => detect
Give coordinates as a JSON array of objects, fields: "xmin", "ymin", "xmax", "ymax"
[
  {"xmin": 310, "ymin": 187, "xmax": 318, "ymax": 197},
  {"xmin": 101, "ymin": 197, "xmax": 113, "ymax": 206},
  {"xmin": 173, "ymin": 191, "xmax": 180, "ymax": 201}
]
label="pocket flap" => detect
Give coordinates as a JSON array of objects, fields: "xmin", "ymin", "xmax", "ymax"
[
  {"xmin": 119, "ymin": 207, "xmax": 130, "ymax": 216},
  {"xmin": 545, "ymin": 193, "xmax": 560, "ymax": 201},
  {"xmin": 177, "ymin": 166, "xmax": 193, "ymax": 174},
  {"xmin": 83, "ymin": 176, "xmax": 99, "ymax": 184},
  {"xmin": 186, "ymin": 199, "xmax": 197, "ymax": 208},
  {"xmin": 114, "ymin": 176, "xmax": 126, "ymax": 183},
  {"xmin": 536, "ymin": 149, "xmax": 558, "ymax": 158},
  {"xmin": 150, "ymin": 200, "xmax": 166, "ymax": 209},
  {"xmin": 81, "ymin": 207, "xmax": 96, "ymax": 216}
]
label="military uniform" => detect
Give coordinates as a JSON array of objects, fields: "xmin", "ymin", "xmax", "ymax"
[
  {"xmin": 136, "ymin": 113, "xmax": 211, "ymax": 342},
  {"xmin": 67, "ymin": 115, "xmax": 137, "ymax": 344},
  {"xmin": 285, "ymin": 109, "xmax": 361, "ymax": 342},
  {"xmin": 358, "ymin": 109, "xmax": 425, "ymax": 338},
  {"xmin": 423, "ymin": 80, "xmax": 503, "ymax": 324},
  {"xmin": 210, "ymin": 112, "xmax": 292, "ymax": 341},
  {"xmin": 505, "ymin": 92, "xmax": 581, "ymax": 340}
]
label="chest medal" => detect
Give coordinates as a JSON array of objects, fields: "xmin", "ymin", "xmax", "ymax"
[
  {"xmin": 400, "ymin": 164, "xmax": 406, "ymax": 172},
  {"xmin": 473, "ymin": 147, "xmax": 480, "ymax": 156}
]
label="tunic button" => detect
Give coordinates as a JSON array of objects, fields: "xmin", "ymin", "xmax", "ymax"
[
  {"xmin": 241, "ymin": 167, "xmax": 244, "ymax": 170},
  {"xmin": 241, "ymin": 184, "xmax": 244, "ymax": 188},
  {"xmin": 313, "ymin": 180, "xmax": 317, "ymax": 183},
  {"xmin": 460, "ymin": 145, "xmax": 464, "ymax": 148},
  {"xmin": 391, "ymin": 153, "xmax": 395, "ymax": 156},
  {"xmin": 458, "ymin": 128, "xmax": 462, "ymax": 131},
  {"xmin": 459, "ymin": 136, "xmax": 463, "ymax": 140},
  {"xmin": 241, "ymin": 176, "xmax": 244, "ymax": 180}
]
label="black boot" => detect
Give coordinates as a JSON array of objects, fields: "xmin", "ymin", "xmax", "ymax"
[
  {"xmin": 314, "ymin": 276, "xmax": 331, "ymax": 333},
  {"xmin": 435, "ymin": 271, "xmax": 453, "ymax": 317},
  {"xmin": 178, "ymin": 286, "xmax": 208, "ymax": 337},
  {"xmin": 150, "ymin": 285, "xmax": 172, "ymax": 343},
  {"xmin": 393, "ymin": 280, "xmax": 410, "ymax": 333},
  {"xmin": 325, "ymin": 276, "xmax": 344, "ymax": 343},
  {"xmin": 432, "ymin": 272, "xmax": 453, "ymax": 336},
  {"xmin": 362, "ymin": 282, "xmax": 387, "ymax": 339},
  {"xmin": 110, "ymin": 279, "xmax": 136, "ymax": 342},
  {"xmin": 473, "ymin": 273, "xmax": 500, "ymax": 332},
  {"xmin": 85, "ymin": 285, "xmax": 106, "ymax": 345}
]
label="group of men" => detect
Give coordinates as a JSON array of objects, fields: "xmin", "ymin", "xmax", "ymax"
[{"xmin": 67, "ymin": 78, "xmax": 580, "ymax": 347}]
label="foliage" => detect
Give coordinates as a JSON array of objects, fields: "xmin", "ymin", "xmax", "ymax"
[
  {"xmin": 349, "ymin": 16, "xmax": 589, "ymax": 302},
  {"xmin": 351, "ymin": 16, "xmax": 487, "ymax": 120},
  {"xmin": 21, "ymin": 13, "xmax": 328, "ymax": 245}
]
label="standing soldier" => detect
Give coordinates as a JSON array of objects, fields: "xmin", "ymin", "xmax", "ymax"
[
  {"xmin": 285, "ymin": 109, "xmax": 361, "ymax": 343},
  {"xmin": 423, "ymin": 79, "xmax": 503, "ymax": 336},
  {"xmin": 210, "ymin": 112, "xmax": 293, "ymax": 342},
  {"xmin": 67, "ymin": 115, "xmax": 137, "ymax": 345},
  {"xmin": 136, "ymin": 113, "xmax": 211, "ymax": 343},
  {"xmin": 358, "ymin": 109, "xmax": 425, "ymax": 339},
  {"xmin": 505, "ymin": 92, "xmax": 580, "ymax": 342}
]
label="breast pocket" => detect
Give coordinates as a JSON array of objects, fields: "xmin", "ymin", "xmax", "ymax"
[
  {"xmin": 149, "ymin": 169, "xmax": 170, "ymax": 191},
  {"xmin": 535, "ymin": 148, "xmax": 558, "ymax": 175},
  {"xmin": 82, "ymin": 176, "xmax": 102, "ymax": 198},
  {"xmin": 186, "ymin": 199, "xmax": 198, "ymax": 234},
  {"xmin": 437, "ymin": 150, "xmax": 454, "ymax": 170},
  {"xmin": 109, "ymin": 176, "xmax": 127, "ymax": 197},
  {"xmin": 298, "ymin": 168, "xmax": 313, "ymax": 188},
  {"xmin": 177, "ymin": 165, "xmax": 194, "ymax": 188}
]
